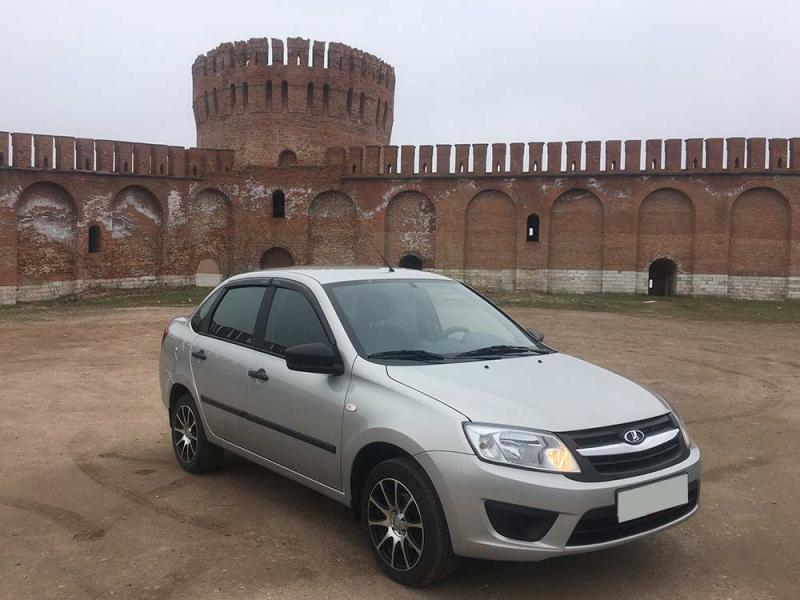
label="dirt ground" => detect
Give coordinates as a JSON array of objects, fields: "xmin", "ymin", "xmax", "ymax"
[{"xmin": 1, "ymin": 304, "xmax": 798, "ymax": 599}]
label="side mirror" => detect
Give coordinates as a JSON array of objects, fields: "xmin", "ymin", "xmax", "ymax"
[
  {"xmin": 527, "ymin": 328, "xmax": 544, "ymax": 342},
  {"xmin": 285, "ymin": 342, "xmax": 344, "ymax": 376}
]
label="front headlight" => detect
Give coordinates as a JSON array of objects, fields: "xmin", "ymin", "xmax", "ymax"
[{"xmin": 463, "ymin": 423, "xmax": 580, "ymax": 473}]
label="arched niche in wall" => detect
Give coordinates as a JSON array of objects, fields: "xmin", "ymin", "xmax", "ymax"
[
  {"xmin": 15, "ymin": 182, "xmax": 78, "ymax": 285},
  {"xmin": 464, "ymin": 190, "xmax": 515, "ymax": 269},
  {"xmin": 729, "ymin": 187, "xmax": 790, "ymax": 278},
  {"xmin": 308, "ymin": 191, "xmax": 357, "ymax": 265},
  {"xmin": 384, "ymin": 191, "xmax": 436, "ymax": 268},
  {"xmin": 111, "ymin": 186, "xmax": 163, "ymax": 277},
  {"xmin": 547, "ymin": 189, "xmax": 604, "ymax": 292},
  {"xmin": 190, "ymin": 188, "xmax": 232, "ymax": 276},
  {"xmin": 637, "ymin": 188, "xmax": 695, "ymax": 272},
  {"xmin": 260, "ymin": 247, "xmax": 295, "ymax": 268}
]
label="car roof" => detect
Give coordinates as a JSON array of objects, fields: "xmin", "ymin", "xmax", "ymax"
[{"xmin": 226, "ymin": 266, "xmax": 451, "ymax": 286}]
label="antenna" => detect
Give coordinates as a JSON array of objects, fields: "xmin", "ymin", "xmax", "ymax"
[{"xmin": 368, "ymin": 239, "xmax": 394, "ymax": 272}]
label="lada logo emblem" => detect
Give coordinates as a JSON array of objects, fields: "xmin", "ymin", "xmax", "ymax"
[{"xmin": 624, "ymin": 429, "xmax": 646, "ymax": 445}]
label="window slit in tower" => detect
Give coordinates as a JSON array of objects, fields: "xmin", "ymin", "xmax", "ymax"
[
  {"xmin": 610, "ymin": 160, "xmax": 616, "ymax": 171},
  {"xmin": 242, "ymin": 82, "xmax": 249, "ymax": 107},
  {"xmin": 734, "ymin": 157, "xmax": 740, "ymax": 168},
  {"xmin": 359, "ymin": 92, "xmax": 365, "ymax": 121},
  {"xmin": 777, "ymin": 157, "xmax": 783, "ymax": 168},
  {"xmin": 43, "ymin": 156, "xmax": 49, "ymax": 168},
  {"xmin": 266, "ymin": 81, "xmax": 273, "ymax": 110},
  {"xmin": 85, "ymin": 158, "xmax": 91, "ymax": 170},
  {"xmin": 213, "ymin": 88, "xmax": 219, "ymax": 114},
  {"xmin": 230, "ymin": 83, "xmax": 236, "ymax": 107},
  {"xmin": 532, "ymin": 161, "xmax": 539, "ymax": 172},
  {"xmin": 323, "ymin": 84, "xmax": 330, "ymax": 113},
  {"xmin": 307, "ymin": 82, "xmax": 314, "ymax": 111},
  {"xmin": 281, "ymin": 81, "xmax": 288, "ymax": 109},
  {"xmin": 346, "ymin": 89, "xmax": 353, "ymax": 115},
  {"xmin": 692, "ymin": 158, "xmax": 698, "ymax": 169},
  {"xmin": 204, "ymin": 91, "xmax": 210, "ymax": 117}
]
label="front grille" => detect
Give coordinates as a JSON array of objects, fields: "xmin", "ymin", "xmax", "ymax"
[
  {"xmin": 589, "ymin": 436, "xmax": 682, "ymax": 475},
  {"xmin": 559, "ymin": 414, "xmax": 689, "ymax": 482},
  {"xmin": 567, "ymin": 480, "xmax": 699, "ymax": 546}
]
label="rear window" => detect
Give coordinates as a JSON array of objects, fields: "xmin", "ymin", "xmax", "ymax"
[{"xmin": 208, "ymin": 286, "xmax": 266, "ymax": 346}]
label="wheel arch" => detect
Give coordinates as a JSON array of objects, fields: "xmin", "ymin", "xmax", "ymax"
[
  {"xmin": 350, "ymin": 441, "xmax": 415, "ymax": 520},
  {"xmin": 168, "ymin": 382, "xmax": 194, "ymax": 415}
]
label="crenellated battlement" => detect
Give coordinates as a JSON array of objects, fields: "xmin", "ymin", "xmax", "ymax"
[
  {"xmin": 0, "ymin": 132, "xmax": 235, "ymax": 178},
  {"xmin": 192, "ymin": 37, "xmax": 395, "ymax": 168},
  {"xmin": 326, "ymin": 137, "xmax": 800, "ymax": 177},
  {"xmin": 191, "ymin": 38, "xmax": 395, "ymax": 88}
]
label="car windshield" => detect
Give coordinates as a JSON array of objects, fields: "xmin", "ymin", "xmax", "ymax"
[{"xmin": 325, "ymin": 279, "xmax": 551, "ymax": 363}]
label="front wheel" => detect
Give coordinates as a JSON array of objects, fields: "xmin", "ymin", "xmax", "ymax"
[
  {"xmin": 170, "ymin": 393, "xmax": 224, "ymax": 473},
  {"xmin": 361, "ymin": 457, "xmax": 459, "ymax": 586}
]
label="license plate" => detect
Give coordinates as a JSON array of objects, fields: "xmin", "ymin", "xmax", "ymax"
[{"xmin": 617, "ymin": 474, "xmax": 689, "ymax": 523}]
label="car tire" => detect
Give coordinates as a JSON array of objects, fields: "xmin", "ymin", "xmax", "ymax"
[
  {"xmin": 170, "ymin": 393, "xmax": 224, "ymax": 473},
  {"xmin": 361, "ymin": 457, "xmax": 459, "ymax": 587}
]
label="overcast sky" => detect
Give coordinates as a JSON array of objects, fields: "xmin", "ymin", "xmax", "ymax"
[{"xmin": 1, "ymin": 0, "xmax": 798, "ymax": 149}]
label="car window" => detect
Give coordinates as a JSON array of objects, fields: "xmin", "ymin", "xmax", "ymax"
[
  {"xmin": 191, "ymin": 288, "xmax": 223, "ymax": 332},
  {"xmin": 263, "ymin": 287, "xmax": 329, "ymax": 355},
  {"xmin": 208, "ymin": 286, "xmax": 266, "ymax": 346},
  {"xmin": 327, "ymin": 280, "xmax": 544, "ymax": 360}
]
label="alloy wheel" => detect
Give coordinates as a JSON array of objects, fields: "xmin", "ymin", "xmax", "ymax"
[
  {"xmin": 367, "ymin": 478, "xmax": 425, "ymax": 571},
  {"xmin": 173, "ymin": 404, "xmax": 197, "ymax": 463}
]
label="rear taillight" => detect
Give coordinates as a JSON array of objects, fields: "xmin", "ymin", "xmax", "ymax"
[{"xmin": 161, "ymin": 326, "xmax": 169, "ymax": 347}]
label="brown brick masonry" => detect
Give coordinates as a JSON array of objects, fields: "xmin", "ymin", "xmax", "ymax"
[{"xmin": 0, "ymin": 38, "xmax": 798, "ymax": 304}]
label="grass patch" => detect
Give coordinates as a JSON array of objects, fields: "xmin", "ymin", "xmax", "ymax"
[
  {"xmin": 0, "ymin": 286, "xmax": 210, "ymax": 320},
  {"xmin": 487, "ymin": 290, "xmax": 800, "ymax": 323},
  {"xmin": 1, "ymin": 285, "xmax": 798, "ymax": 324}
]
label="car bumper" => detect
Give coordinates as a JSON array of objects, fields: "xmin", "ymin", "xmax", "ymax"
[{"xmin": 415, "ymin": 445, "xmax": 700, "ymax": 561}]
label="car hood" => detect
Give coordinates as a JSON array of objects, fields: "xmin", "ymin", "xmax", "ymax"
[{"xmin": 386, "ymin": 352, "xmax": 668, "ymax": 432}]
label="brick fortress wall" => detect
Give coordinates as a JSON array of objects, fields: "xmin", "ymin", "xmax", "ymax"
[{"xmin": 0, "ymin": 37, "xmax": 798, "ymax": 304}]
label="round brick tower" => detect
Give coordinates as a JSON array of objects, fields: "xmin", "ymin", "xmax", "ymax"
[{"xmin": 192, "ymin": 37, "xmax": 395, "ymax": 168}]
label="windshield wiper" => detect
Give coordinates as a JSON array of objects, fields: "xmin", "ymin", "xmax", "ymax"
[
  {"xmin": 368, "ymin": 349, "xmax": 445, "ymax": 362},
  {"xmin": 455, "ymin": 345, "xmax": 549, "ymax": 358}
]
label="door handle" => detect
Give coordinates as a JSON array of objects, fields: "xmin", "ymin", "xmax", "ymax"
[
  {"xmin": 248, "ymin": 368, "xmax": 269, "ymax": 381},
  {"xmin": 191, "ymin": 349, "xmax": 207, "ymax": 360}
]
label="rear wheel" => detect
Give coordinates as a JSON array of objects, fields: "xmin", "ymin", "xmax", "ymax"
[
  {"xmin": 170, "ymin": 393, "xmax": 224, "ymax": 473},
  {"xmin": 362, "ymin": 457, "xmax": 459, "ymax": 586}
]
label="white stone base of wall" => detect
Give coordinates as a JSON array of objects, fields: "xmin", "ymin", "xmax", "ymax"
[
  {"xmin": 727, "ymin": 276, "xmax": 789, "ymax": 301},
  {"xmin": 689, "ymin": 274, "xmax": 728, "ymax": 297},
  {"xmin": 602, "ymin": 271, "xmax": 637, "ymax": 294},
  {"xmin": 195, "ymin": 273, "xmax": 223, "ymax": 288},
  {"xmin": 789, "ymin": 277, "xmax": 800, "ymax": 300},
  {"xmin": 3, "ymin": 271, "xmax": 797, "ymax": 305},
  {"xmin": 461, "ymin": 269, "xmax": 517, "ymax": 290},
  {"xmin": 547, "ymin": 269, "xmax": 603, "ymax": 294},
  {"xmin": 1, "ymin": 275, "xmax": 195, "ymax": 305},
  {"xmin": 435, "ymin": 269, "xmax": 797, "ymax": 301}
]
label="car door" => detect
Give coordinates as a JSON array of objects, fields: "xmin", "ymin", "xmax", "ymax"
[
  {"xmin": 190, "ymin": 284, "xmax": 269, "ymax": 449},
  {"xmin": 245, "ymin": 280, "xmax": 346, "ymax": 490}
]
